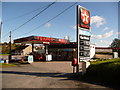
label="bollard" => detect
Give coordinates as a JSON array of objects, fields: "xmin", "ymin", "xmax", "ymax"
[{"xmin": 82, "ymin": 61, "xmax": 86, "ymax": 75}]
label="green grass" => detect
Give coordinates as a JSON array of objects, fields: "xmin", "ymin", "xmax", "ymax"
[
  {"xmin": 92, "ymin": 58, "xmax": 120, "ymax": 65},
  {"xmin": 0, "ymin": 54, "xmax": 10, "ymax": 55},
  {"xmin": 83, "ymin": 58, "xmax": 120, "ymax": 88},
  {"xmin": 96, "ymin": 52, "xmax": 113, "ymax": 55},
  {"xmin": 0, "ymin": 63, "xmax": 16, "ymax": 67}
]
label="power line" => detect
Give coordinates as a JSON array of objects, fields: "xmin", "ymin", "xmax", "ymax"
[
  {"xmin": 12, "ymin": 1, "xmax": 56, "ymax": 32},
  {"xmin": 2, "ymin": 1, "xmax": 57, "ymax": 39},
  {"xmin": 3, "ymin": 4, "xmax": 50, "ymax": 23},
  {"xmin": 17, "ymin": 1, "xmax": 78, "ymax": 38}
]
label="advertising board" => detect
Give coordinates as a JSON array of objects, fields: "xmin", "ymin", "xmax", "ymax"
[
  {"xmin": 78, "ymin": 5, "xmax": 90, "ymax": 30},
  {"xmin": 77, "ymin": 5, "xmax": 91, "ymax": 62}
]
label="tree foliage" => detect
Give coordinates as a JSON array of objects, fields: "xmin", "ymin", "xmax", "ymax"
[
  {"xmin": 110, "ymin": 38, "xmax": 120, "ymax": 48},
  {"xmin": 1, "ymin": 43, "xmax": 26, "ymax": 54}
]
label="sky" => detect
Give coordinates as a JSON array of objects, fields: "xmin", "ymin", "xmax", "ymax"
[{"xmin": 1, "ymin": 1, "xmax": 119, "ymax": 47}]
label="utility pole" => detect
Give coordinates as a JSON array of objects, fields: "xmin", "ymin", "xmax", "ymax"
[
  {"xmin": 0, "ymin": 21, "xmax": 2, "ymax": 43},
  {"xmin": 9, "ymin": 31, "xmax": 12, "ymax": 61},
  {"xmin": 76, "ymin": 5, "xmax": 80, "ymax": 73},
  {"xmin": 0, "ymin": 20, "xmax": 2, "ymax": 56}
]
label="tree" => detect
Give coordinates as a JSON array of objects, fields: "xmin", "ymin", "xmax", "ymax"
[
  {"xmin": 110, "ymin": 38, "xmax": 120, "ymax": 53},
  {"xmin": 110, "ymin": 38, "xmax": 120, "ymax": 48}
]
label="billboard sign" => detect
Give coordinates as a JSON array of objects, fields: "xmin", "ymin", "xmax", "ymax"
[
  {"xmin": 78, "ymin": 5, "xmax": 90, "ymax": 30},
  {"xmin": 77, "ymin": 5, "xmax": 91, "ymax": 64}
]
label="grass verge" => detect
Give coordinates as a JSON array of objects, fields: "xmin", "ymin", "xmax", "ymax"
[{"xmin": 0, "ymin": 63, "xmax": 16, "ymax": 67}]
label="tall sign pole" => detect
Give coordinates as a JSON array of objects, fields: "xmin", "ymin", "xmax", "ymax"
[
  {"xmin": 77, "ymin": 5, "xmax": 90, "ymax": 73},
  {"xmin": 9, "ymin": 31, "xmax": 12, "ymax": 61},
  {"xmin": 0, "ymin": 21, "xmax": 2, "ymax": 43},
  {"xmin": 76, "ymin": 5, "xmax": 80, "ymax": 73}
]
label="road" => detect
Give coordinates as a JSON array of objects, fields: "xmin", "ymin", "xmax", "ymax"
[{"xmin": 1, "ymin": 61, "xmax": 112, "ymax": 88}]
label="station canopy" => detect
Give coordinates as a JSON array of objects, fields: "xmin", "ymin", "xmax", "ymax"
[{"xmin": 14, "ymin": 36, "xmax": 69, "ymax": 44}]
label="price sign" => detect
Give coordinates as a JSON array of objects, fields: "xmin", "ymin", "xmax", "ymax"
[{"xmin": 79, "ymin": 35, "xmax": 90, "ymax": 59}]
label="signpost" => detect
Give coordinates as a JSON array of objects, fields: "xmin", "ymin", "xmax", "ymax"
[{"xmin": 77, "ymin": 5, "xmax": 91, "ymax": 73}]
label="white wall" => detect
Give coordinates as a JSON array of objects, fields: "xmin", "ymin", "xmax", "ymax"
[
  {"xmin": 90, "ymin": 44, "xmax": 95, "ymax": 58},
  {"xmin": 22, "ymin": 45, "xmax": 32, "ymax": 55}
]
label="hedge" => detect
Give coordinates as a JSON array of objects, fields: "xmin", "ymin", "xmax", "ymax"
[{"xmin": 83, "ymin": 58, "xmax": 120, "ymax": 88}]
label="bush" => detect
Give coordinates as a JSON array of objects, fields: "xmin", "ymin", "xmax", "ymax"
[{"xmin": 84, "ymin": 58, "xmax": 120, "ymax": 88}]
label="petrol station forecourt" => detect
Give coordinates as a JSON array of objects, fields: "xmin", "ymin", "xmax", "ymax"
[{"xmin": 1, "ymin": 2, "xmax": 120, "ymax": 89}]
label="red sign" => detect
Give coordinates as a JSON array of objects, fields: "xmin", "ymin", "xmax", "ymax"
[
  {"xmin": 81, "ymin": 9, "xmax": 90, "ymax": 24},
  {"xmin": 78, "ymin": 6, "xmax": 90, "ymax": 30},
  {"xmin": 14, "ymin": 36, "xmax": 69, "ymax": 44}
]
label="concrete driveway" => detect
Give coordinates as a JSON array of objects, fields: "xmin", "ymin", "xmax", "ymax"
[{"xmin": 1, "ymin": 61, "xmax": 112, "ymax": 88}]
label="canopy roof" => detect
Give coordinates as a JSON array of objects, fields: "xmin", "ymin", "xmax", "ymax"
[{"xmin": 14, "ymin": 36, "xmax": 69, "ymax": 44}]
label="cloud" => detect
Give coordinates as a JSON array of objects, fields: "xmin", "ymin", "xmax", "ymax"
[
  {"xmin": 72, "ymin": 16, "xmax": 105, "ymax": 29},
  {"xmin": 103, "ymin": 31, "xmax": 113, "ymax": 38},
  {"xmin": 103, "ymin": 27, "xmax": 109, "ymax": 31},
  {"xmin": 100, "ymin": 40, "xmax": 112, "ymax": 44},
  {"xmin": 45, "ymin": 23, "xmax": 51, "ymax": 28},
  {"xmin": 97, "ymin": 40, "xmax": 112, "ymax": 47},
  {"xmin": 91, "ymin": 16, "xmax": 105, "ymax": 28},
  {"xmin": 71, "ymin": 25, "xmax": 76, "ymax": 30},
  {"xmin": 92, "ymin": 30, "xmax": 113, "ymax": 39},
  {"xmin": 115, "ymin": 32, "xmax": 120, "ymax": 35}
]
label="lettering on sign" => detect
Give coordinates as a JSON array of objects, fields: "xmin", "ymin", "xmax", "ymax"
[
  {"xmin": 79, "ymin": 35, "xmax": 90, "ymax": 58},
  {"xmin": 79, "ymin": 35, "xmax": 90, "ymax": 40}
]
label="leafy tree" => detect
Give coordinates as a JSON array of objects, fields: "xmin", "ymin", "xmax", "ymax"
[
  {"xmin": 110, "ymin": 38, "xmax": 120, "ymax": 53},
  {"xmin": 110, "ymin": 38, "xmax": 120, "ymax": 48},
  {"xmin": 1, "ymin": 42, "xmax": 27, "ymax": 54}
]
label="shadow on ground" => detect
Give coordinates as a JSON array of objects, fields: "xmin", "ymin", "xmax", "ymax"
[
  {"xmin": 1, "ymin": 71, "xmax": 71, "ymax": 78},
  {"xmin": 1, "ymin": 71, "xmax": 117, "ymax": 89}
]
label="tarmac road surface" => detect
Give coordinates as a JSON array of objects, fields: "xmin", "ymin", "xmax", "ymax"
[{"xmin": 1, "ymin": 61, "xmax": 112, "ymax": 89}]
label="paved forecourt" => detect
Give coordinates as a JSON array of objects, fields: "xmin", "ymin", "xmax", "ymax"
[{"xmin": 1, "ymin": 61, "xmax": 111, "ymax": 88}]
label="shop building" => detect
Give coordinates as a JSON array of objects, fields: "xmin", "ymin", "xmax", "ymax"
[
  {"xmin": 14, "ymin": 35, "xmax": 119, "ymax": 61},
  {"xmin": 14, "ymin": 35, "xmax": 95, "ymax": 61}
]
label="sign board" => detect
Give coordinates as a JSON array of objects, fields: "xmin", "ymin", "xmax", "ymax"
[
  {"xmin": 79, "ymin": 35, "xmax": 90, "ymax": 60},
  {"xmin": 28, "ymin": 55, "xmax": 33, "ymax": 63},
  {"xmin": 78, "ymin": 5, "xmax": 90, "ymax": 30},
  {"xmin": 77, "ymin": 5, "xmax": 91, "ymax": 63},
  {"xmin": 14, "ymin": 36, "xmax": 68, "ymax": 44}
]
